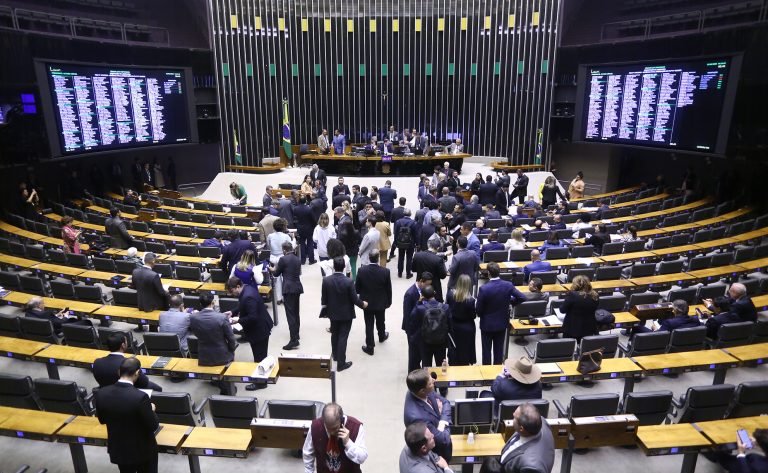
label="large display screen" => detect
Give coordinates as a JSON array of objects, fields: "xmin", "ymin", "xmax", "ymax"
[
  {"xmin": 573, "ymin": 56, "xmax": 741, "ymax": 154},
  {"xmin": 36, "ymin": 61, "xmax": 197, "ymax": 156}
]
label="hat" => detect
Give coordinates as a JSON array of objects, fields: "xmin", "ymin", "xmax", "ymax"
[{"xmin": 504, "ymin": 357, "xmax": 542, "ymax": 384}]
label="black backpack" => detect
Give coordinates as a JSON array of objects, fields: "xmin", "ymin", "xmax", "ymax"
[
  {"xmin": 421, "ymin": 305, "xmax": 449, "ymax": 345},
  {"xmin": 396, "ymin": 225, "xmax": 413, "ymax": 249}
]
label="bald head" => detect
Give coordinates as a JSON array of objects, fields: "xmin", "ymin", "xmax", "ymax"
[
  {"xmin": 322, "ymin": 403, "xmax": 344, "ymax": 434},
  {"xmin": 729, "ymin": 283, "xmax": 747, "ymax": 299},
  {"xmin": 530, "ymin": 250, "xmax": 541, "ymax": 262}
]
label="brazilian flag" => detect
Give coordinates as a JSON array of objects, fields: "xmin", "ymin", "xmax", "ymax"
[
  {"xmin": 281, "ymin": 99, "xmax": 292, "ymax": 163},
  {"xmin": 233, "ymin": 129, "xmax": 242, "ymax": 164}
]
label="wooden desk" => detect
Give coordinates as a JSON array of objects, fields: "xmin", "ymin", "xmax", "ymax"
[
  {"xmin": 736, "ymin": 257, "xmax": 768, "ymax": 272},
  {"xmin": 32, "ymin": 263, "xmax": 87, "ymax": 278},
  {"xmin": 168, "ymin": 358, "xmax": 227, "ymax": 380},
  {"xmin": 611, "ymin": 193, "xmax": 669, "ymax": 209},
  {"xmin": 650, "ymin": 245, "xmax": 701, "ymax": 258},
  {"xmin": 509, "ymin": 312, "xmax": 640, "ymax": 336},
  {"xmin": 432, "ymin": 365, "xmax": 484, "ymax": 388},
  {"xmin": 77, "ymin": 270, "xmax": 128, "ymax": 286},
  {"xmin": 518, "ymin": 284, "xmax": 566, "ymax": 295},
  {"xmin": 250, "ymin": 418, "xmax": 310, "ymax": 449},
  {"xmin": 563, "ymin": 279, "xmax": 636, "ymax": 292},
  {"xmin": 88, "ymin": 205, "xmax": 137, "ymax": 220},
  {"xmin": 144, "ymin": 233, "xmax": 194, "ymax": 244},
  {"xmin": 0, "ymin": 253, "xmax": 44, "ymax": 269},
  {"xmin": 571, "ymin": 185, "xmax": 642, "ymax": 202},
  {"xmin": 92, "ymin": 306, "xmax": 162, "ymax": 325},
  {"xmin": 0, "ymin": 408, "xmax": 71, "ymax": 441},
  {"xmin": 628, "ymin": 273, "xmax": 695, "ymax": 289},
  {"xmin": 687, "ymin": 264, "xmax": 746, "ymax": 283},
  {"xmin": 695, "ymin": 416, "xmax": 768, "ymax": 448},
  {"xmin": 636, "ymin": 423, "xmax": 711, "ymax": 455},
  {"xmin": 1, "ymin": 292, "xmax": 101, "ymax": 315},
  {"xmin": 56, "ymin": 416, "xmax": 107, "ymax": 446},
  {"xmin": 693, "ymin": 237, "xmax": 739, "ymax": 252},
  {"xmin": 451, "ymin": 433, "xmax": 505, "ymax": 465},
  {"xmin": 0, "ymin": 336, "xmax": 50, "ymax": 359},
  {"xmin": 156, "ymin": 424, "xmax": 193, "ymax": 454},
  {"xmin": 163, "ymin": 255, "xmax": 217, "ymax": 265},
  {"xmin": 180, "ymin": 426, "xmax": 252, "ymax": 458},
  {"xmin": 632, "ymin": 350, "xmax": 739, "ymax": 384},
  {"xmin": 221, "ymin": 361, "xmax": 280, "ymax": 383},
  {"xmin": 722, "ymin": 342, "xmax": 768, "ymax": 366},
  {"xmin": 541, "ymin": 357, "xmax": 642, "ymax": 384},
  {"xmin": 599, "ymin": 251, "xmax": 657, "ymax": 264}
]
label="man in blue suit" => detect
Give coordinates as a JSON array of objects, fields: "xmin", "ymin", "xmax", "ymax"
[
  {"xmin": 476, "ymin": 262, "xmax": 526, "ymax": 365},
  {"xmin": 403, "ymin": 272, "xmax": 433, "ymax": 372},
  {"xmin": 403, "ymin": 368, "xmax": 453, "ymax": 462},
  {"xmin": 332, "ymin": 129, "xmax": 346, "ymax": 154},
  {"xmin": 447, "ymin": 236, "xmax": 480, "ymax": 290},
  {"xmin": 379, "ymin": 180, "xmax": 398, "ymax": 222},
  {"xmin": 459, "ymin": 222, "xmax": 481, "ymax": 259},
  {"xmin": 703, "ymin": 283, "xmax": 756, "ymax": 339},
  {"xmin": 523, "ymin": 250, "xmax": 552, "ymax": 282}
]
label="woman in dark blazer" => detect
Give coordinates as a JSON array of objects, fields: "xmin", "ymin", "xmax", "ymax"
[
  {"xmin": 446, "ymin": 274, "xmax": 477, "ymax": 365},
  {"xmin": 561, "ymin": 275, "xmax": 599, "ymax": 342}
]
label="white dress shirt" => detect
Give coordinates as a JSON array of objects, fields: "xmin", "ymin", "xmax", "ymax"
[{"xmin": 302, "ymin": 423, "xmax": 368, "ymax": 472}]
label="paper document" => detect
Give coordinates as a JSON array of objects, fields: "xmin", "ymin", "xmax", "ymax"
[
  {"xmin": 537, "ymin": 363, "xmax": 562, "ymax": 374},
  {"xmin": 540, "ymin": 315, "xmax": 562, "ymax": 326},
  {"xmin": 139, "ymin": 389, "xmax": 153, "ymax": 398},
  {"xmin": 575, "ymin": 257, "xmax": 593, "ymax": 266}
]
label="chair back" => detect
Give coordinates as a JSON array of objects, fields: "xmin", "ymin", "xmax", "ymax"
[
  {"xmin": 187, "ymin": 335, "xmax": 199, "ymax": 358},
  {"xmin": 544, "ymin": 247, "xmax": 569, "ymax": 260},
  {"xmin": 712, "ymin": 322, "xmax": 754, "ymax": 348},
  {"xmin": 209, "ymin": 395, "xmax": 259, "ymax": 428},
  {"xmin": 513, "ymin": 301, "xmax": 548, "ymax": 318},
  {"xmin": 658, "ymin": 260, "xmax": 684, "ymax": 275},
  {"xmin": 19, "ymin": 276, "xmax": 46, "ymax": 296},
  {"xmin": 566, "ymin": 267, "xmax": 595, "ymax": 282},
  {"xmin": 753, "ymin": 320, "xmax": 768, "ymax": 343},
  {"xmin": 175, "ymin": 244, "xmax": 200, "ymax": 257},
  {"xmin": 199, "ymin": 246, "xmax": 222, "ymax": 258},
  {"xmin": 112, "ymin": 289, "xmax": 139, "ymax": 307},
  {"xmin": 627, "ymin": 331, "xmax": 670, "ymax": 356},
  {"xmin": 115, "ymin": 260, "xmax": 139, "ymax": 274},
  {"xmin": 569, "ymin": 393, "xmax": 620, "ymax": 418},
  {"xmin": 629, "ymin": 263, "xmax": 656, "ymax": 278},
  {"xmin": 531, "ymin": 271, "xmax": 557, "ymax": 284},
  {"xmin": 0, "ymin": 374, "xmax": 41, "ymax": 409},
  {"xmin": 668, "ymin": 326, "xmax": 707, "ymax": 353},
  {"xmin": 65, "ymin": 253, "xmax": 89, "ymax": 268},
  {"xmin": 578, "ymin": 335, "xmax": 619, "ymax": 358},
  {"xmin": 483, "ymin": 250, "xmax": 509, "ymax": 263},
  {"xmin": 0, "ymin": 271, "xmax": 21, "ymax": 290},
  {"xmin": 152, "ymin": 392, "xmax": 198, "ymax": 426},
  {"xmin": 176, "ymin": 266, "xmax": 202, "ymax": 281},
  {"xmin": 623, "ymin": 240, "xmax": 647, "ymax": 253},
  {"xmin": 0, "ymin": 314, "xmax": 21, "ymax": 337},
  {"xmin": 570, "ymin": 245, "xmax": 595, "ymax": 258},
  {"xmin": 628, "ymin": 292, "xmax": 660, "ymax": 307},
  {"xmin": 678, "ymin": 384, "xmax": 736, "ymax": 423},
  {"xmin": 598, "ymin": 294, "xmax": 627, "ymax": 312},
  {"xmin": 688, "ymin": 256, "xmax": 712, "ymax": 271},
  {"xmin": 696, "ymin": 284, "xmax": 726, "ymax": 302},
  {"xmin": 61, "ymin": 324, "xmax": 101, "ymax": 349},
  {"xmin": 727, "ymin": 381, "xmax": 768, "ymax": 418},
  {"xmin": 601, "ymin": 242, "xmax": 624, "ymax": 256},
  {"xmin": 92, "ymin": 257, "xmax": 118, "ymax": 272},
  {"xmin": 34, "ymin": 378, "xmax": 90, "ymax": 415},
  {"xmin": 143, "ymin": 333, "xmax": 185, "ymax": 358},
  {"xmin": 19, "ymin": 317, "xmax": 59, "ymax": 343},
  {"xmin": 509, "ymin": 249, "xmax": 533, "ymax": 261},
  {"xmin": 622, "ymin": 390, "xmax": 673, "ymax": 425},
  {"xmin": 265, "ymin": 400, "xmax": 323, "ymax": 421},
  {"xmin": 74, "ymin": 285, "xmax": 104, "ymax": 303},
  {"xmin": 666, "ymin": 287, "xmax": 697, "ymax": 304},
  {"xmin": 595, "ymin": 266, "xmax": 622, "ymax": 281},
  {"xmin": 533, "ymin": 339, "xmax": 576, "ymax": 363}
]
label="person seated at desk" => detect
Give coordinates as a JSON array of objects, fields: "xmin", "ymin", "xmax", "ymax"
[
  {"xmin": 472, "ymin": 218, "xmax": 491, "ymax": 236},
  {"xmin": 484, "ymin": 204, "xmax": 501, "ymax": 220},
  {"xmin": 159, "ymin": 295, "xmax": 191, "ymax": 353},
  {"xmin": 403, "ymin": 368, "xmax": 453, "ymax": 462},
  {"xmin": 548, "ymin": 214, "xmax": 566, "ymax": 231},
  {"xmin": 594, "ymin": 199, "xmax": 611, "ymax": 220},
  {"xmin": 523, "ymin": 250, "xmax": 552, "ymax": 282},
  {"xmin": 24, "ymin": 296, "xmax": 92, "ymax": 337},
  {"xmin": 365, "ymin": 137, "xmax": 381, "ymax": 154},
  {"xmin": 618, "ymin": 224, "xmax": 639, "ymax": 242},
  {"xmin": 490, "ymin": 357, "xmax": 543, "ymax": 409},
  {"xmin": 317, "ymin": 128, "xmax": 331, "ymax": 154},
  {"xmin": 570, "ymin": 213, "xmax": 593, "ymax": 238},
  {"xmin": 702, "ymin": 283, "xmax": 757, "ymax": 339},
  {"xmin": 525, "ymin": 278, "xmax": 550, "ymax": 301},
  {"xmin": 554, "ymin": 201, "xmax": 570, "ymax": 216},
  {"xmin": 229, "ymin": 181, "xmax": 247, "ymax": 205},
  {"xmin": 303, "ymin": 402, "xmax": 369, "ymax": 473},
  {"xmin": 93, "ymin": 333, "xmax": 162, "ymax": 391},
  {"xmin": 380, "ymin": 138, "xmax": 395, "ymax": 155},
  {"xmin": 505, "ymin": 228, "xmax": 526, "ymax": 251},
  {"xmin": 123, "ymin": 189, "xmax": 141, "ymax": 208},
  {"xmin": 201, "ymin": 231, "xmax": 225, "ymax": 251},
  {"xmin": 524, "ymin": 219, "xmax": 546, "ymax": 239},
  {"xmin": 585, "ymin": 224, "xmax": 610, "ymax": 254},
  {"xmin": 624, "ymin": 299, "xmax": 700, "ymax": 337},
  {"xmin": 498, "ymin": 403, "xmax": 555, "ymax": 473},
  {"xmin": 703, "ymin": 427, "xmax": 768, "ymax": 473},
  {"xmin": 480, "ymin": 230, "xmax": 505, "ymax": 259},
  {"xmin": 447, "ymin": 138, "xmax": 463, "ymax": 155},
  {"xmin": 538, "ymin": 232, "xmax": 564, "ymax": 259},
  {"xmin": 399, "ymin": 422, "xmax": 454, "ymax": 473},
  {"xmin": 332, "ymin": 129, "xmax": 346, "ymax": 154}
]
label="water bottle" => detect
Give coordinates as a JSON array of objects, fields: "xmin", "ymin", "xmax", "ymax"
[
  {"xmin": 213, "ymin": 294, "xmax": 220, "ymax": 311},
  {"xmin": 441, "ymin": 358, "xmax": 448, "ymax": 374},
  {"xmin": 467, "ymin": 432, "xmax": 475, "ymax": 445}
]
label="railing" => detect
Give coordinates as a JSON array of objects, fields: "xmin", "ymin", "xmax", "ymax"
[
  {"xmin": 601, "ymin": 0, "xmax": 766, "ymax": 42},
  {"xmin": 3, "ymin": 8, "xmax": 169, "ymax": 46}
]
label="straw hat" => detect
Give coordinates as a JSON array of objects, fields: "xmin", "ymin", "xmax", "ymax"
[{"xmin": 504, "ymin": 356, "xmax": 542, "ymax": 384}]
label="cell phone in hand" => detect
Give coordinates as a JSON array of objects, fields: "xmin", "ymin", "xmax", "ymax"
[{"xmin": 737, "ymin": 429, "xmax": 753, "ymax": 449}]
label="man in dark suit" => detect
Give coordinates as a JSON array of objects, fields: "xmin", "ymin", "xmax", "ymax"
[
  {"xmin": 412, "ymin": 239, "xmax": 448, "ymax": 303},
  {"xmin": 388, "ymin": 197, "xmax": 408, "ymax": 260},
  {"xmin": 523, "ymin": 250, "xmax": 552, "ymax": 282},
  {"xmin": 394, "ymin": 209, "xmax": 418, "ymax": 278},
  {"xmin": 278, "ymin": 193, "xmax": 295, "ymax": 227},
  {"xmin": 130, "ymin": 252, "xmax": 169, "ymax": 315},
  {"xmin": 499, "ymin": 403, "xmax": 555, "ymax": 473},
  {"xmin": 464, "ymin": 195, "xmax": 483, "ymax": 221},
  {"xmin": 270, "ymin": 241, "xmax": 303, "ymax": 350},
  {"xmin": 629, "ymin": 299, "xmax": 701, "ymax": 337},
  {"xmin": 495, "ymin": 169, "xmax": 511, "ymax": 189},
  {"xmin": 105, "ymin": 207, "xmax": 133, "ymax": 249},
  {"xmin": 476, "ymin": 262, "xmax": 526, "ymax": 365},
  {"xmin": 510, "ymin": 169, "xmax": 529, "ymax": 205},
  {"xmin": 219, "ymin": 230, "xmax": 255, "ymax": 275},
  {"xmin": 189, "ymin": 292, "xmax": 238, "ymax": 395},
  {"xmin": 408, "ymin": 285, "xmax": 452, "ymax": 369},
  {"xmin": 24, "ymin": 296, "xmax": 92, "ymax": 336},
  {"xmin": 309, "ymin": 164, "xmax": 327, "ymax": 188},
  {"xmin": 585, "ymin": 224, "xmax": 610, "ymax": 254},
  {"xmin": 704, "ymin": 428, "xmax": 768, "ymax": 473},
  {"xmin": 379, "ymin": 180, "xmax": 397, "ymax": 222},
  {"xmin": 495, "ymin": 184, "xmax": 512, "ymax": 216},
  {"xmin": 321, "ymin": 257, "xmax": 368, "ymax": 371},
  {"xmin": 292, "ymin": 196, "xmax": 317, "ymax": 265},
  {"xmin": 94, "ymin": 357, "xmax": 160, "ymax": 473},
  {"xmin": 438, "ymin": 188, "xmax": 457, "ymax": 215},
  {"xmin": 355, "ymin": 251, "xmax": 392, "ymax": 356},
  {"xmin": 332, "ymin": 176, "xmax": 351, "ymax": 197},
  {"xmin": 703, "ymin": 282, "xmax": 757, "ymax": 339},
  {"xmin": 93, "ymin": 333, "xmax": 162, "ymax": 391},
  {"xmin": 447, "ymin": 236, "xmax": 480, "ymax": 291},
  {"xmin": 403, "ymin": 368, "xmax": 453, "ymax": 462},
  {"xmin": 226, "ymin": 277, "xmax": 273, "ymax": 390},
  {"xmin": 478, "ymin": 175, "xmax": 499, "ymax": 206}
]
